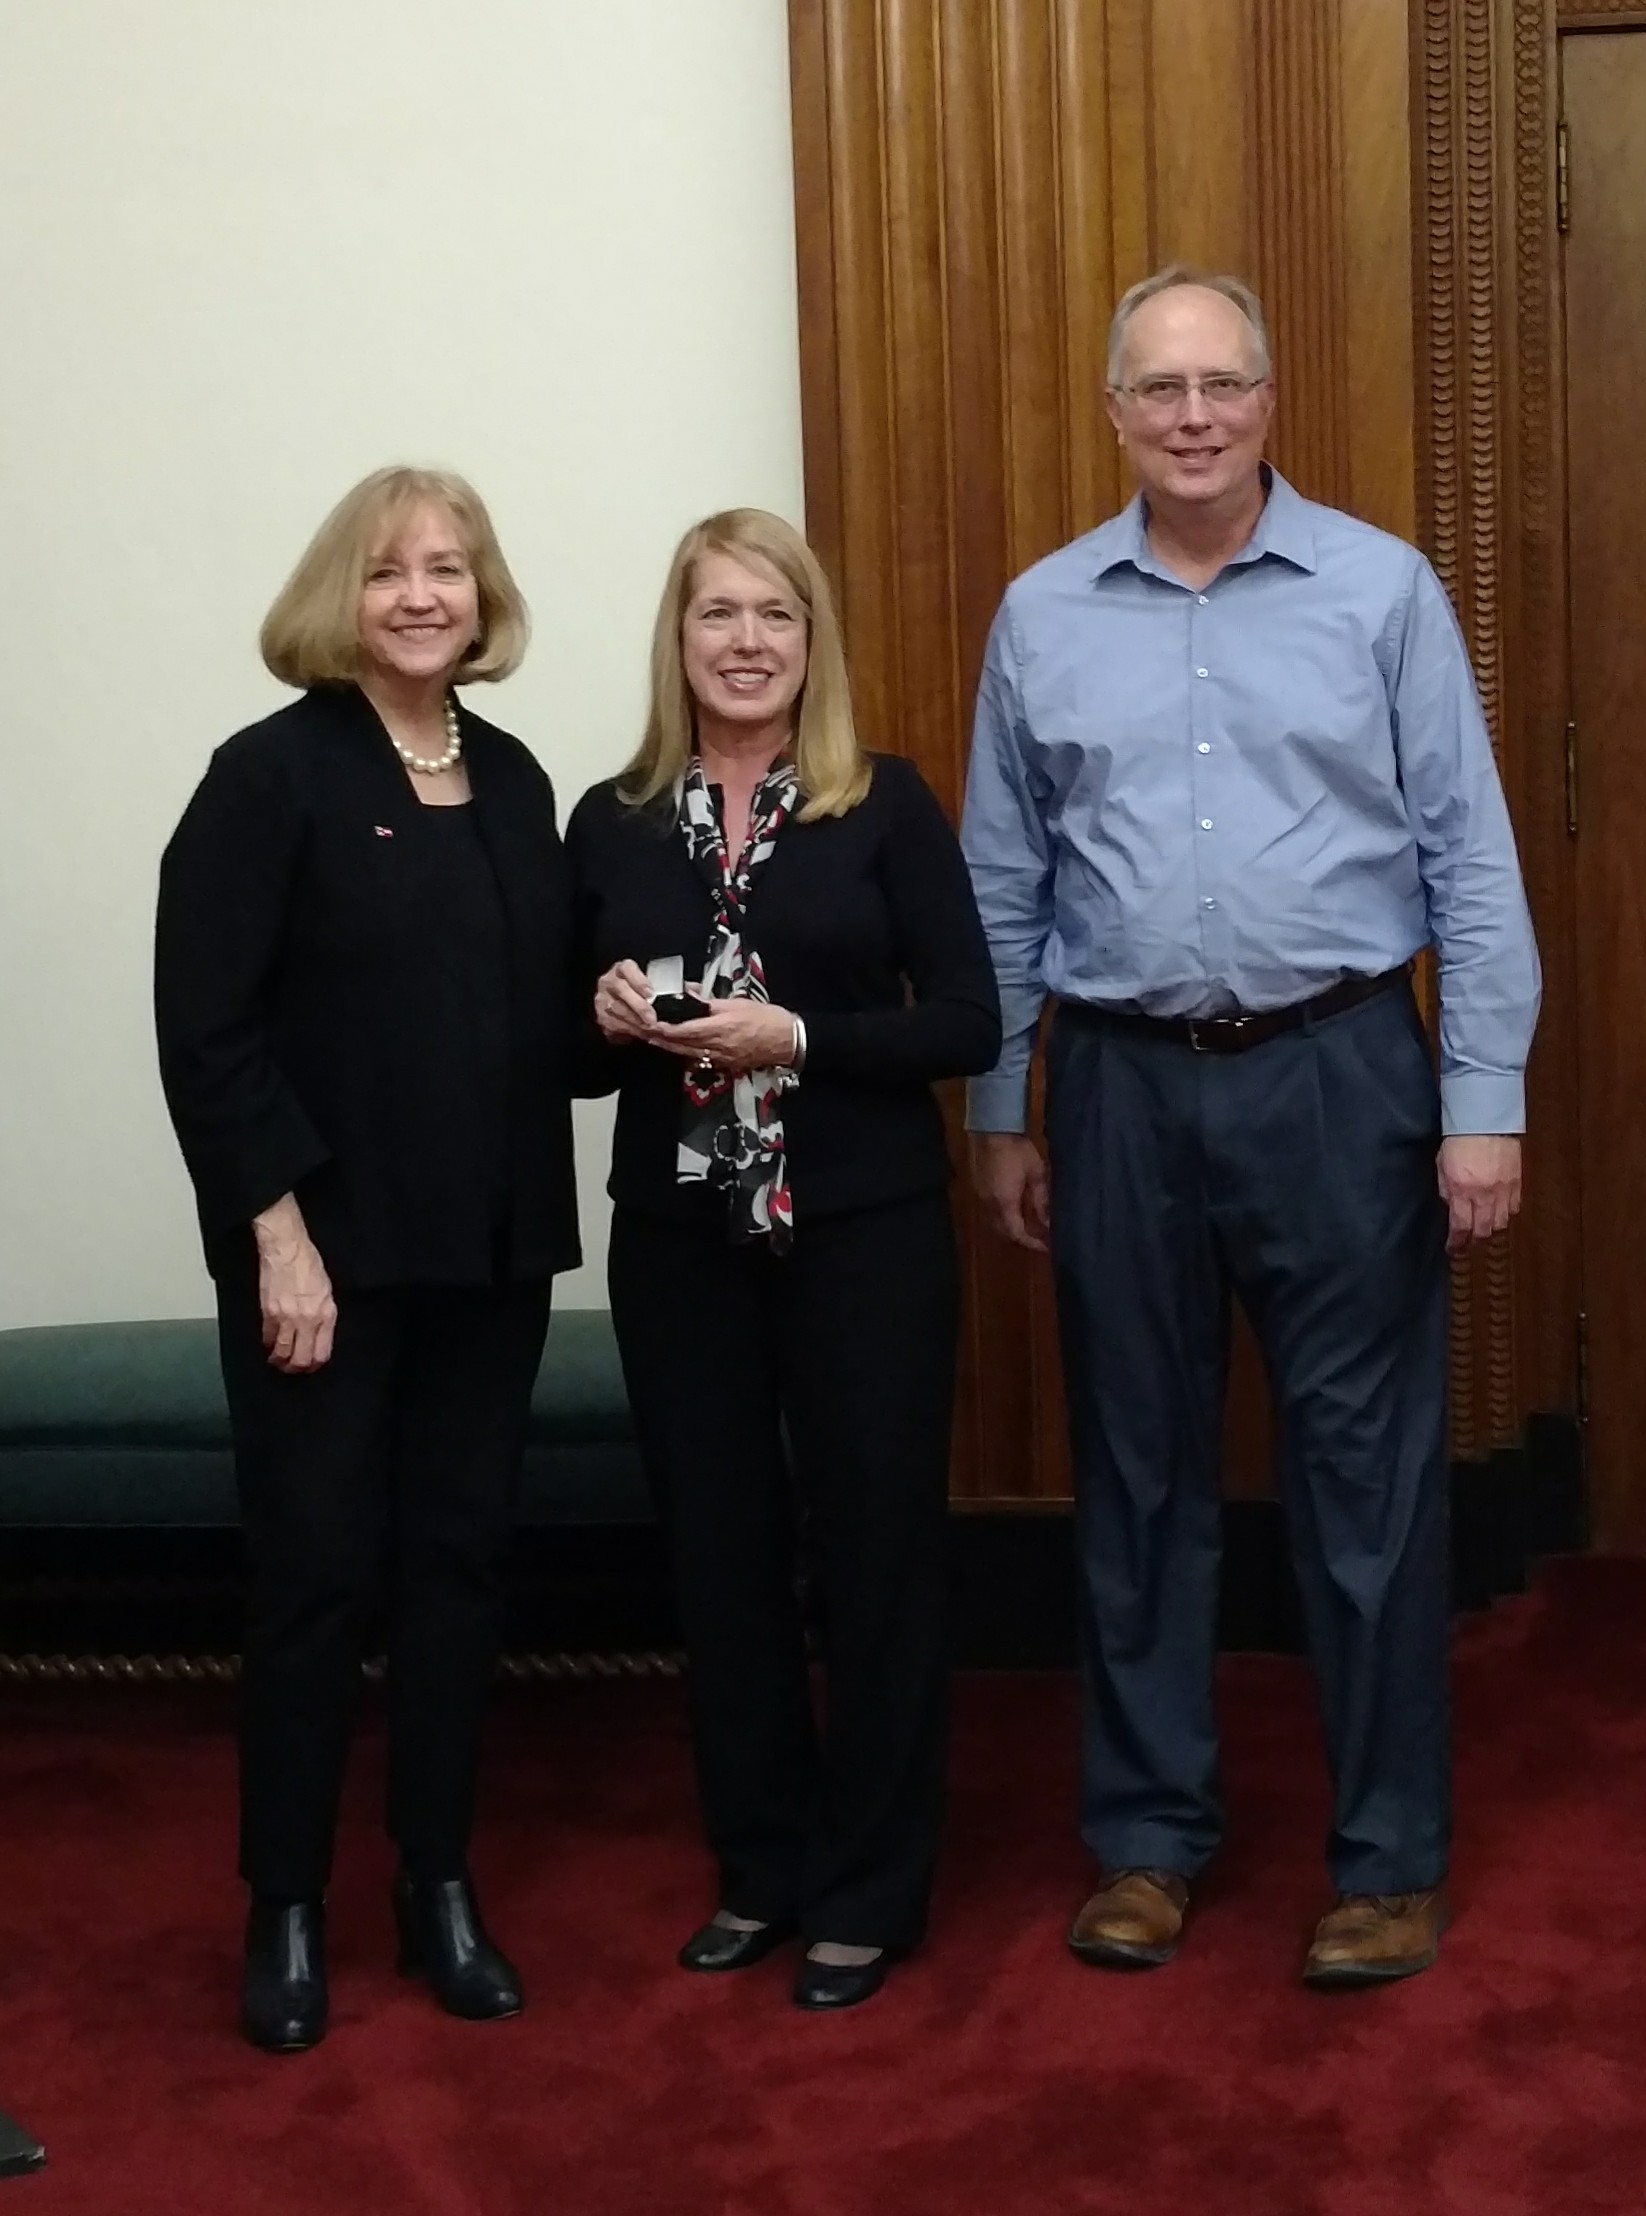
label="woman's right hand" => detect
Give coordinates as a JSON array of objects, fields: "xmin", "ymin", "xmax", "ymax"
[
  {"xmin": 252, "ymin": 1195, "xmax": 337, "ymax": 1373},
  {"xmin": 593, "ymin": 959, "xmax": 659, "ymax": 1045}
]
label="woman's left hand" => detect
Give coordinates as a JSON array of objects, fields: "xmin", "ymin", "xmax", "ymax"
[{"xmin": 654, "ymin": 999, "xmax": 798, "ymax": 1076}]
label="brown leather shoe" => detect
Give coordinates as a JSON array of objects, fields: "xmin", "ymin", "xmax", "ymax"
[
  {"xmin": 1302, "ymin": 1889, "xmax": 1449, "ymax": 1990},
  {"xmin": 1067, "ymin": 1869, "xmax": 1189, "ymax": 1969}
]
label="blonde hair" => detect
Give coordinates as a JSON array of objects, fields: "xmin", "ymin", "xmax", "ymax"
[
  {"xmin": 259, "ymin": 465, "xmax": 529, "ymax": 688},
  {"xmin": 620, "ymin": 508, "xmax": 870, "ymax": 821},
  {"xmin": 1106, "ymin": 264, "xmax": 1272, "ymax": 385}
]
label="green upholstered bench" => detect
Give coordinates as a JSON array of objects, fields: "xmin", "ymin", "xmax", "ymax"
[{"xmin": 0, "ymin": 1312, "xmax": 649, "ymax": 1530}]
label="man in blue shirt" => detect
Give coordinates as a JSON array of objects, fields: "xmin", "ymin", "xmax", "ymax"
[{"xmin": 961, "ymin": 265, "xmax": 1540, "ymax": 1989}]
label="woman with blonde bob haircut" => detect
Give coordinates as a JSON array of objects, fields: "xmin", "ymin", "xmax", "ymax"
[
  {"xmin": 567, "ymin": 506, "xmax": 1001, "ymax": 2012},
  {"xmin": 156, "ymin": 464, "xmax": 580, "ymax": 2052},
  {"xmin": 260, "ymin": 465, "xmax": 530, "ymax": 688}
]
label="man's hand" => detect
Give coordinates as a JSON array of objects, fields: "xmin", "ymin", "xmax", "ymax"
[
  {"xmin": 253, "ymin": 1193, "xmax": 337, "ymax": 1373},
  {"xmin": 969, "ymin": 1133, "xmax": 1051, "ymax": 1253},
  {"xmin": 1437, "ymin": 1135, "xmax": 1522, "ymax": 1256}
]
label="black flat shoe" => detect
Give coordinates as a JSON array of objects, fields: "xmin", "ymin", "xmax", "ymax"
[
  {"xmin": 677, "ymin": 1916, "xmax": 799, "ymax": 1973},
  {"xmin": 392, "ymin": 1870, "xmax": 522, "ymax": 2021},
  {"xmin": 242, "ymin": 1897, "xmax": 327, "ymax": 2052},
  {"xmin": 792, "ymin": 1946, "xmax": 901, "ymax": 2011}
]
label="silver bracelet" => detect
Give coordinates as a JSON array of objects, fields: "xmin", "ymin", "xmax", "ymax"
[{"xmin": 789, "ymin": 1013, "xmax": 808, "ymax": 1073}]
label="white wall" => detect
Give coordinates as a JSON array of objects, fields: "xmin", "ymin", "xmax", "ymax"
[{"xmin": 0, "ymin": 0, "xmax": 803, "ymax": 1327}]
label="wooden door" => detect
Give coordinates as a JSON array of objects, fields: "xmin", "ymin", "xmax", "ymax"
[
  {"xmin": 1563, "ymin": 27, "xmax": 1646, "ymax": 1553},
  {"xmin": 788, "ymin": 0, "xmax": 1422, "ymax": 1505}
]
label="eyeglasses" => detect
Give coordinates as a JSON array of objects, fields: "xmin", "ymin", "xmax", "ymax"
[{"xmin": 1110, "ymin": 374, "xmax": 1269, "ymax": 416}]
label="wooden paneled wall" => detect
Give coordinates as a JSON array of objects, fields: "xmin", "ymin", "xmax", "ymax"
[{"xmin": 789, "ymin": 0, "xmax": 1577, "ymax": 1504}]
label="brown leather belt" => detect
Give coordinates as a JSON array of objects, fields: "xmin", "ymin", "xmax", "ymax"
[{"xmin": 1061, "ymin": 966, "xmax": 1409, "ymax": 1055}]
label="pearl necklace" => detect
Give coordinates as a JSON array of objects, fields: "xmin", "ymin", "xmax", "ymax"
[{"xmin": 391, "ymin": 696, "xmax": 463, "ymax": 776}]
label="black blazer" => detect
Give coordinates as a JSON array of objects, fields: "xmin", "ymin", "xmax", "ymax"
[
  {"xmin": 155, "ymin": 683, "xmax": 580, "ymax": 1286},
  {"xmin": 566, "ymin": 753, "xmax": 1002, "ymax": 1223}
]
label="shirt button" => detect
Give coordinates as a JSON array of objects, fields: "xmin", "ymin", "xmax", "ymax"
[
  {"xmin": 1202, "ymin": 897, "xmax": 1217, "ymax": 909},
  {"xmin": 1200, "ymin": 818, "xmax": 1214, "ymax": 831},
  {"xmin": 1197, "ymin": 743, "xmax": 1211, "ymax": 755},
  {"xmin": 1196, "ymin": 667, "xmax": 1209, "ymax": 678},
  {"xmin": 1197, "ymin": 595, "xmax": 1209, "ymax": 606}
]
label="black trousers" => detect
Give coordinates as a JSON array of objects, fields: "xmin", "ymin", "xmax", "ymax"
[
  {"xmin": 608, "ymin": 1189, "xmax": 957, "ymax": 1952},
  {"xmin": 216, "ymin": 1274, "xmax": 553, "ymax": 1899},
  {"xmin": 1045, "ymin": 980, "xmax": 1451, "ymax": 1895}
]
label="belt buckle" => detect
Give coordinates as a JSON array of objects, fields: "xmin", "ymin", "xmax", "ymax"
[{"xmin": 1186, "ymin": 1014, "xmax": 1251, "ymax": 1054}]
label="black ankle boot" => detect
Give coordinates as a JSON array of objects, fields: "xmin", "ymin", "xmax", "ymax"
[
  {"xmin": 392, "ymin": 1870, "xmax": 522, "ymax": 2020},
  {"xmin": 242, "ymin": 1897, "xmax": 327, "ymax": 2052}
]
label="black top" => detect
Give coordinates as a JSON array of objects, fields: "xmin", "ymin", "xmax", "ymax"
[
  {"xmin": 403, "ymin": 803, "xmax": 512, "ymax": 1224},
  {"xmin": 154, "ymin": 683, "xmax": 581, "ymax": 1287},
  {"xmin": 565, "ymin": 752, "xmax": 1002, "ymax": 1224}
]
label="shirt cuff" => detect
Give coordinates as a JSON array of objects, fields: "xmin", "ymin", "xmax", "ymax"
[
  {"xmin": 1440, "ymin": 1069, "xmax": 1525, "ymax": 1137},
  {"xmin": 966, "ymin": 1070, "xmax": 1030, "ymax": 1134}
]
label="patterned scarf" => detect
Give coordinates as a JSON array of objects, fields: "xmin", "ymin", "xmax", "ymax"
[{"xmin": 675, "ymin": 754, "xmax": 800, "ymax": 1250}]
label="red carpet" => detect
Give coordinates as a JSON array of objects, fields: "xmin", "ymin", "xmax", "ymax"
[{"xmin": 0, "ymin": 1557, "xmax": 1643, "ymax": 2216}]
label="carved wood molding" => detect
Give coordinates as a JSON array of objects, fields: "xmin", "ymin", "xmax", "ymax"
[
  {"xmin": 1557, "ymin": 1, "xmax": 1646, "ymax": 22},
  {"xmin": 1415, "ymin": 0, "xmax": 1503, "ymax": 1455},
  {"xmin": 1413, "ymin": 0, "xmax": 1578, "ymax": 1455},
  {"xmin": 1246, "ymin": 0, "xmax": 1351, "ymax": 507}
]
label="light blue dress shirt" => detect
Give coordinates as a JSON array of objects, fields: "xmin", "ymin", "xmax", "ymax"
[{"xmin": 961, "ymin": 470, "xmax": 1541, "ymax": 1138}]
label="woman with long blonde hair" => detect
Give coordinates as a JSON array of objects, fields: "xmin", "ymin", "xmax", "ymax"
[
  {"xmin": 567, "ymin": 508, "xmax": 1000, "ymax": 2010},
  {"xmin": 156, "ymin": 466, "xmax": 579, "ymax": 2050}
]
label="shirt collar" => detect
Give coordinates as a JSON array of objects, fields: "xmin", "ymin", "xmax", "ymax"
[{"xmin": 1089, "ymin": 464, "xmax": 1319, "ymax": 586}]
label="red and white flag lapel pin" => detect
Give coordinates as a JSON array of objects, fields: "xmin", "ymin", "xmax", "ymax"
[{"xmin": 373, "ymin": 824, "xmax": 394, "ymax": 838}]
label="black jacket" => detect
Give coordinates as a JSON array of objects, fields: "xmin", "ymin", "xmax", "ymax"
[
  {"xmin": 565, "ymin": 753, "xmax": 1002, "ymax": 1223},
  {"xmin": 154, "ymin": 683, "xmax": 580, "ymax": 1286}
]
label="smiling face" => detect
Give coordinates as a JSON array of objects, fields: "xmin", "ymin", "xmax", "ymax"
[
  {"xmin": 680, "ymin": 549, "xmax": 809, "ymax": 743},
  {"xmin": 1106, "ymin": 284, "xmax": 1275, "ymax": 514},
  {"xmin": 356, "ymin": 501, "xmax": 481, "ymax": 689}
]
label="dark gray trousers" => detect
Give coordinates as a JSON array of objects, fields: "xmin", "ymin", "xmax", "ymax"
[{"xmin": 1045, "ymin": 979, "xmax": 1451, "ymax": 1894}]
